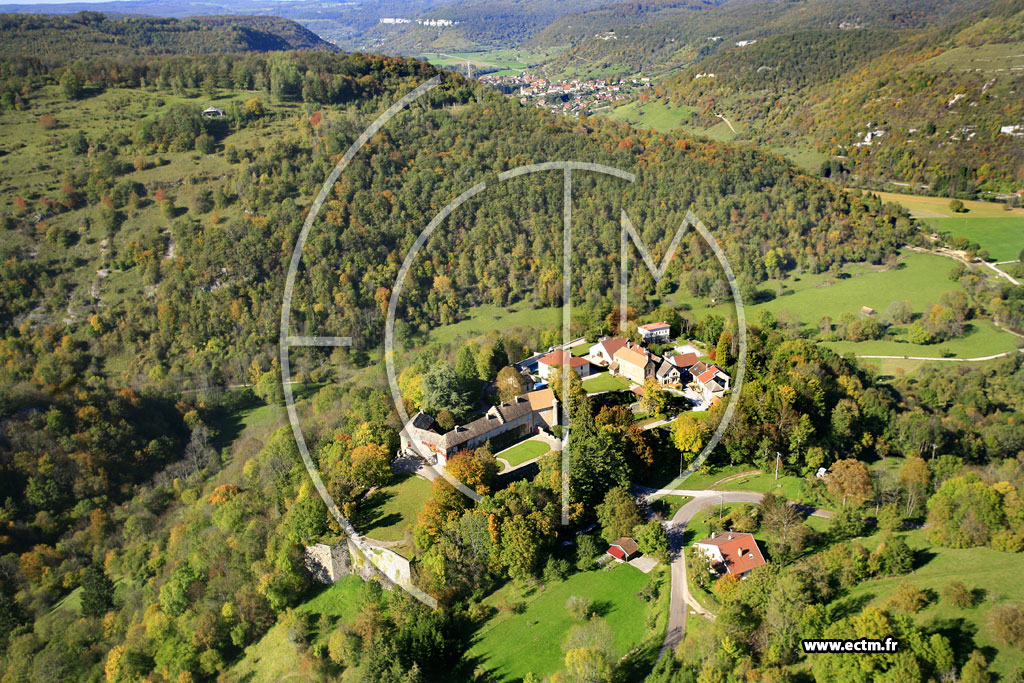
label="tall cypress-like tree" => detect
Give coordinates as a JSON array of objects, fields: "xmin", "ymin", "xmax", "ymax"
[{"xmin": 80, "ymin": 563, "xmax": 114, "ymax": 617}]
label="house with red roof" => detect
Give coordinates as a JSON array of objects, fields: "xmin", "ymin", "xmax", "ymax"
[
  {"xmin": 606, "ymin": 536, "xmax": 640, "ymax": 561},
  {"xmin": 693, "ymin": 532, "xmax": 766, "ymax": 578},
  {"xmin": 537, "ymin": 349, "xmax": 592, "ymax": 381},
  {"xmin": 694, "ymin": 364, "xmax": 730, "ymax": 401}
]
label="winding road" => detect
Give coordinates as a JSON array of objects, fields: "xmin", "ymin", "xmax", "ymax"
[{"xmin": 656, "ymin": 490, "xmax": 833, "ymax": 657}]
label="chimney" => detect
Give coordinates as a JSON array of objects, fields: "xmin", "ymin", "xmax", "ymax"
[{"xmin": 710, "ymin": 531, "xmax": 716, "ymax": 539}]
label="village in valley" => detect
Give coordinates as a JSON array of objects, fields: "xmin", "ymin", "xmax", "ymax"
[{"xmin": 478, "ymin": 71, "xmax": 652, "ymax": 117}]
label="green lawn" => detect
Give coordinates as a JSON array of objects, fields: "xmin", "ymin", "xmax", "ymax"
[
  {"xmin": 680, "ymin": 465, "xmax": 761, "ymax": 491},
  {"xmin": 582, "ymin": 372, "xmax": 632, "ymax": 393},
  {"xmin": 468, "ymin": 564, "xmax": 663, "ymax": 681},
  {"xmin": 354, "ymin": 473, "xmax": 432, "ymax": 542},
  {"xmin": 233, "ymin": 577, "xmax": 364, "ymax": 681},
  {"xmin": 497, "ymin": 439, "xmax": 551, "ymax": 467},
  {"xmin": 836, "ymin": 529, "xmax": 1024, "ymax": 677},
  {"xmin": 650, "ymin": 494, "xmax": 693, "ymax": 519},
  {"xmin": 570, "ymin": 343, "xmax": 591, "ymax": 356},
  {"xmin": 726, "ymin": 472, "xmax": 806, "ymax": 502}
]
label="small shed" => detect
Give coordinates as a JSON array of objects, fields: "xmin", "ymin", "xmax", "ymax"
[
  {"xmin": 607, "ymin": 537, "xmax": 641, "ymax": 561},
  {"xmin": 860, "ymin": 306, "xmax": 876, "ymax": 316},
  {"xmin": 202, "ymin": 106, "xmax": 226, "ymax": 118}
]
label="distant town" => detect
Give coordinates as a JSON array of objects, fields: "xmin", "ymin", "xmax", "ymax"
[{"xmin": 478, "ymin": 71, "xmax": 653, "ymax": 117}]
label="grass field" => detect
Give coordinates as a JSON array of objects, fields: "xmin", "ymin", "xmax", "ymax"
[
  {"xmin": 496, "ymin": 438, "xmax": 551, "ymax": 467},
  {"xmin": 428, "ymin": 302, "xmax": 561, "ymax": 345},
  {"xmin": 923, "ymin": 217, "xmax": 1024, "ymax": 262},
  {"xmin": 468, "ymin": 563, "xmax": 663, "ymax": 681},
  {"xmin": 837, "ymin": 529, "xmax": 1024, "ymax": 677},
  {"xmin": 605, "ymin": 100, "xmax": 698, "ymax": 132},
  {"xmin": 874, "ymin": 191, "xmax": 1024, "ymax": 219},
  {"xmin": 570, "ymin": 343, "xmax": 590, "ymax": 356},
  {"xmin": 922, "ymin": 41, "xmax": 1024, "ymax": 74},
  {"xmin": 233, "ymin": 577, "xmax": 364, "ymax": 681},
  {"xmin": 667, "ymin": 249, "xmax": 1022, "ymax": 359},
  {"xmin": 874, "ymin": 191, "xmax": 1024, "ymax": 262},
  {"xmin": 582, "ymin": 372, "xmax": 632, "ymax": 393},
  {"xmin": 353, "ymin": 473, "xmax": 432, "ymax": 542}
]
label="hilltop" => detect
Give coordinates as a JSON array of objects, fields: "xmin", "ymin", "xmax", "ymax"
[{"xmin": 0, "ymin": 11, "xmax": 336, "ymax": 59}]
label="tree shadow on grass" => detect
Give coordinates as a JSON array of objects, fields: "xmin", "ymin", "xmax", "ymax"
[
  {"xmin": 351, "ymin": 488, "xmax": 399, "ymax": 535},
  {"xmin": 912, "ymin": 547, "xmax": 937, "ymax": 571},
  {"xmin": 830, "ymin": 592, "xmax": 875, "ymax": 621},
  {"xmin": 929, "ymin": 616, "xmax": 979, "ymax": 664}
]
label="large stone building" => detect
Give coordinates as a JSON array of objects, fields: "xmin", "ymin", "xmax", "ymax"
[
  {"xmin": 403, "ymin": 388, "xmax": 557, "ymax": 466},
  {"xmin": 611, "ymin": 343, "xmax": 657, "ymax": 384}
]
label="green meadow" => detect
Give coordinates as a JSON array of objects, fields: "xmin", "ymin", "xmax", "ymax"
[
  {"xmin": 605, "ymin": 99, "xmax": 698, "ymax": 132},
  {"xmin": 468, "ymin": 563, "xmax": 666, "ymax": 681},
  {"xmin": 667, "ymin": 249, "xmax": 1022, "ymax": 359},
  {"xmin": 353, "ymin": 472, "xmax": 433, "ymax": 544}
]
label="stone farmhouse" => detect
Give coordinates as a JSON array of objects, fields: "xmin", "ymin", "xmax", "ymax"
[
  {"xmin": 612, "ymin": 343, "xmax": 657, "ymax": 384},
  {"xmin": 588, "ymin": 336, "xmax": 629, "ymax": 366},
  {"xmin": 403, "ymin": 388, "xmax": 557, "ymax": 466},
  {"xmin": 690, "ymin": 362, "xmax": 730, "ymax": 401},
  {"xmin": 693, "ymin": 532, "xmax": 766, "ymax": 578}
]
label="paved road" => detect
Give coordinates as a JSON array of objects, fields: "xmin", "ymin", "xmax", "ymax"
[{"xmin": 659, "ymin": 490, "xmax": 832, "ymax": 658}]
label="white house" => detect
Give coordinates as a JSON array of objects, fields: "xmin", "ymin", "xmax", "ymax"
[
  {"xmin": 638, "ymin": 322, "xmax": 671, "ymax": 343},
  {"xmin": 536, "ymin": 350, "xmax": 592, "ymax": 381},
  {"xmin": 588, "ymin": 337, "xmax": 628, "ymax": 366},
  {"xmin": 693, "ymin": 532, "xmax": 766, "ymax": 578},
  {"xmin": 202, "ymin": 106, "xmax": 225, "ymax": 118}
]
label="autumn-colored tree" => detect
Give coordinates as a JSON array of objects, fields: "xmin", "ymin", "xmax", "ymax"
[
  {"xmin": 348, "ymin": 443, "xmax": 393, "ymax": 489},
  {"xmin": 826, "ymin": 458, "xmax": 873, "ymax": 507},
  {"xmin": 671, "ymin": 414, "xmax": 710, "ymax": 468},
  {"xmin": 496, "ymin": 365, "xmax": 528, "ymax": 403},
  {"xmin": 897, "ymin": 456, "xmax": 931, "ymax": 517},
  {"xmin": 446, "ymin": 450, "xmax": 499, "ymax": 495},
  {"xmin": 639, "ymin": 377, "xmax": 669, "ymax": 418},
  {"xmin": 713, "ymin": 573, "xmax": 740, "ymax": 604}
]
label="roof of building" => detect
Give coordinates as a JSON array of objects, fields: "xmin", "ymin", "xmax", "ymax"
[
  {"xmin": 695, "ymin": 532, "xmax": 766, "ymax": 576},
  {"xmin": 697, "ymin": 365, "xmax": 726, "ymax": 384},
  {"xmin": 431, "ymin": 388, "xmax": 555, "ymax": 450},
  {"xmin": 672, "ymin": 352, "xmax": 699, "ymax": 368},
  {"xmin": 613, "ymin": 344, "xmax": 653, "ymax": 370},
  {"xmin": 410, "ymin": 412, "xmax": 435, "ymax": 431},
  {"xmin": 592, "ymin": 337, "xmax": 629, "ymax": 356},
  {"xmin": 638, "ymin": 322, "xmax": 670, "ymax": 331},
  {"xmin": 609, "ymin": 536, "xmax": 640, "ymax": 557},
  {"xmin": 656, "ymin": 359, "xmax": 682, "ymax": 380},
  {"xmin": 539, "ymin": 349, "xmax": 590, "ymax": 368}
]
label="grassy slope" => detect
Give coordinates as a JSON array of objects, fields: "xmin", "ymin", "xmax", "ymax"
[
  {"xmin": 468, "ymin": 563, "xmax": 664, "ymax": 681},
  {"xmin": 428, "ymin": 302, "xmax": 561, "ymax": 345},
  {"xmin": 837, "ymin": 529, "xmax": 1024, "ymax": 677},
  {"xmin": 667, "ymin": 249, "xmax": 1021, "ymax": 359},
  {"xmin": 232, "ymin": 576, "xmax": 365, "ymax": 681}
]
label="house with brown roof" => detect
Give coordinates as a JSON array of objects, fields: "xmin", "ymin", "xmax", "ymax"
[
  {"xmin": 607, "ymin": 536, "xmax": 640, "ymax": 561},
  {"xmin": 693, "ymin": 532, "xmax": 766, "ymax": 578},
  {"xmin": 537, "ymin": 350, "xmax": 591, "ymax": 381},
  {"xmin": 611, "ymin": 343, "xmax": 657, "ymax": 384},
  {"xmin": 588, "ymin": 336, "xmax": 629, "ymax": 366},
  {"xmin": 403, "ymin": 388, "xmax": 557, "ymax": 466},
  {"xmin": 638, "ymin": 321, "xmax": 672, "ymax": 343}
]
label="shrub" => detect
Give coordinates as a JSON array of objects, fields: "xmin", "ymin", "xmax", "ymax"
[
  {"xmin": 38, "ymin": 114, "xmax": 57, "ymax": 130},
  {"xmin": 990, "ymin": 604, "xmax": 1024, "ymax": 649},
  {"xmin": 887, "ymin": 582, "xmax": 929, "ymax": 613},
  {"xmin": 941, "ymin": 580, "xmax": 975, "ymax": 608},
  {"xmin": 566, "ymin": 595, "xmax": 592, "ymax": 620}
]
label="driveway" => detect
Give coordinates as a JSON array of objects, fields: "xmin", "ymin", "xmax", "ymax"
[{"xmin": 658, "ymin": 489, "xmax": 832, "ymax": 657}]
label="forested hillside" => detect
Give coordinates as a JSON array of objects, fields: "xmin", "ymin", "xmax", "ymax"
[
  {"xmin": 0, "ymin": 23, "xmax": 1022, "ymax": 681},
  {"xmin": 0, "ymin": 11, "xmax": 335, "ymax": 59},
  {"xmin": 613, "ymin": 0, "xmax": 1024, "ymax": 194}
]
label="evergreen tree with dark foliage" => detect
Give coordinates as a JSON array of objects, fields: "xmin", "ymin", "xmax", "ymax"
[{"xmin": 80, "ymin": 563, "xmax": 114, "ymax": 617}]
